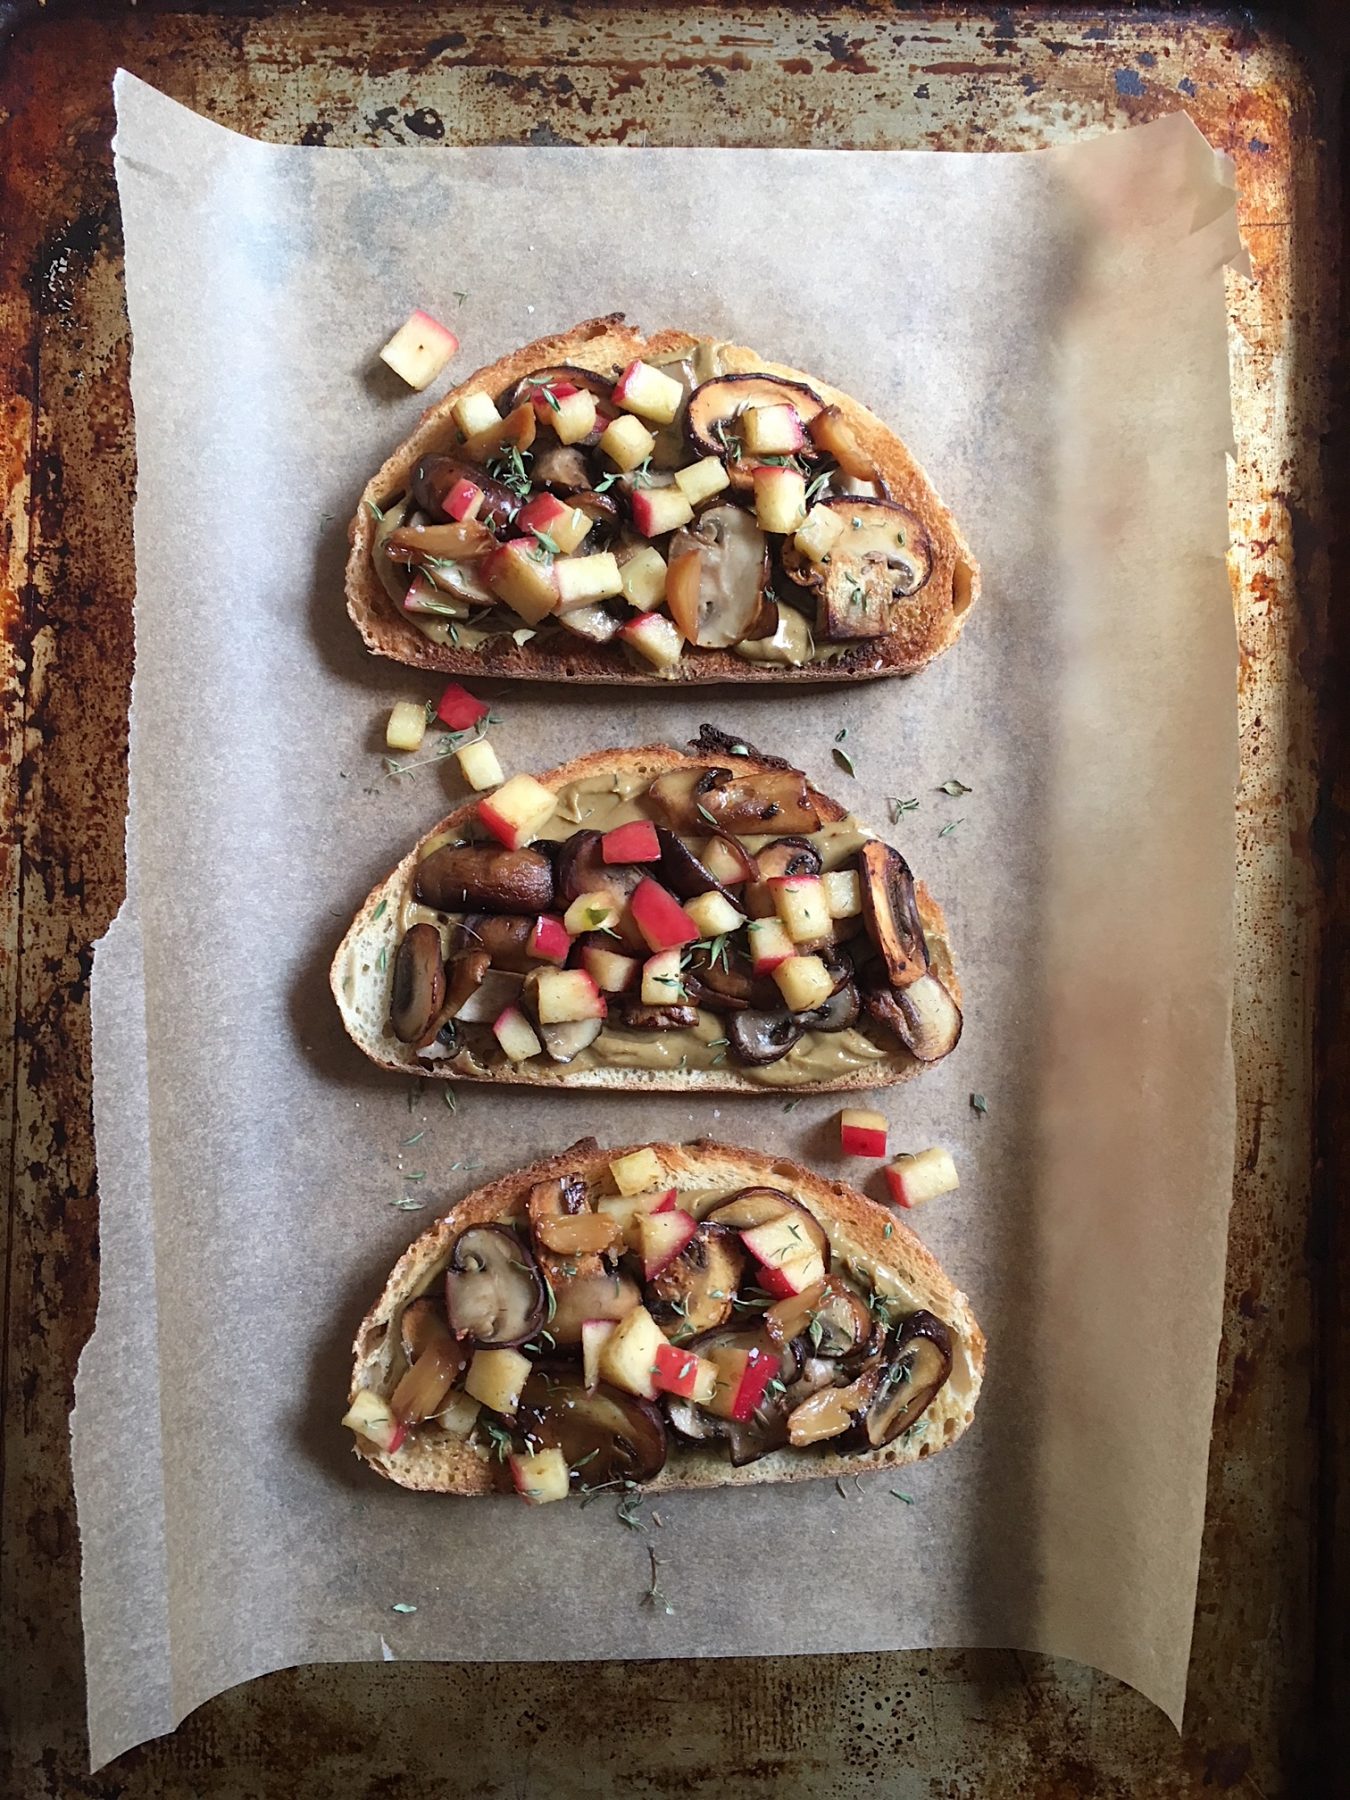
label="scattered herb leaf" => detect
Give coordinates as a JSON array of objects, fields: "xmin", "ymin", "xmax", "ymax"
[
  {"xmin": 391, "ymin": 1602, "xmax": 417, "ymax": 1614},
  {"xmin": 888, "ymin": 797, "xmax": 919, "ymax": 822},
  {"xmin": 373, "ymin": 898, "xmax": 388, "ymax": 920},
  {"xmin": 891, "ymin": 1490, "xmax": 915, "ymax": 1505},
  {"xmin": 938, "ymin": 779, "xmax": 972, "ymax": 797},
  {"xmin": 970, "ymin": 1092, "xmax": 989, "ymax": 1116},
  {"xmin": 641, "ymin": 1546, "xmax": 674, "ymax": 1615},
  {"xmin": 833, "ymin": 745, "xmax": 857, "ymax": 778},
  {"xmin": 938, "ymin": 818, "xmax": 964, "ymax": 838}
]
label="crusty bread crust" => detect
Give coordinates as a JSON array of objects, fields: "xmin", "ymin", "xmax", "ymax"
[
  {"xmin": 345, "ymin": 315, "xmax": 980, "ymax": 685},
  {"xmin": 350, "ymin": 1137, "xmax": 985, "ymax": 1494},
  {"xmin": 328, "ymin": 741, "xmax": 962, "ymax": 1095}
]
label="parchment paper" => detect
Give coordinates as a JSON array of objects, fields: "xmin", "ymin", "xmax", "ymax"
[{"xmin": 73, "ymin": 72, "xmax": 1243, "ymax": 1770}]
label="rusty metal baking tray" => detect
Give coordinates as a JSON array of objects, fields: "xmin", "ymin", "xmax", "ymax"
[{"xmin": 1, "ymin": 2, "xmax": 1341, "ymax": 1793}]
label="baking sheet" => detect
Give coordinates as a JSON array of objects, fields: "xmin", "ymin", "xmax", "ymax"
[{"xmin": 72, "ymin": 72, "xmax": 1241, "ymax": 1770}]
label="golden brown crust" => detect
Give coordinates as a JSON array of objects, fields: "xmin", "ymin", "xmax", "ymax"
[
  {"xmin": 349, "ymin": 1138, "xmax": 985, "ymax": 1495},
  {"xmin": 328, "ymin": 741, "xmax": 961, "ymax": 1095},
  {"xmin": 345, "ymin": 317, "xmax": 980, "ymax": 685}
]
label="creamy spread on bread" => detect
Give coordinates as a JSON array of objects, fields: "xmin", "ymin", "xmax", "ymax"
[
  {"xmin": 343, "ymin": 1142, "xmax": 979, "ymax": 1503},
  {"xmin": 361, "ymin": 734, "xmax": 962, "ymax": 1088}
]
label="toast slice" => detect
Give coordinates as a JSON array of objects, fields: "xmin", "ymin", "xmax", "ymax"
[
  {"xmin": 347, "ymin": 315, "xmax": 979, "ymax": 685},
  {"xmin": 330, "ymin": 729, "xmax": 963, "ymax": 1094},
  {"xmin": 344, "ymin": 1137, "xmax": 985, "ymax": 1498}
]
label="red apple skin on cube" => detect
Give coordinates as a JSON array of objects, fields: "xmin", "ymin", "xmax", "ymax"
[
  {"xmin": 652, "ymin": 1188, "xmax": 677, "ymax": 1213},
  {"xmin": 753, "ymin": 1263, "xmax": 799, "ymax": 1301},
  {"xmin": 528, "ymin": 379, "xmax": 579, "ymax": 421},
  {"xmin": 516, "ymin": 491, "xmax": 570, "ymax": 536},
  {"xmin": 747, "ymin": 917, "xmax": 795, "ymax": 975},
  {"xmin": 442, "ymin": 477, "xmax": 485, "ymax": 522},
  {"xmin": 740, "ymin": 1215, "xmax": 827, "ymax": 1295},
  {"xmin": 535, "ymin": 968, "xmax": 606, "ymax": 1024},
  {"xmin": 631, "ymin": 487, "xmax": 695, "ymax": 538},
  {"xmin": 476, "ymin": 773, "xmax": 556, "ymax": 849},
  {"xmin": 840, "ymin": 1108, "xmax": 889, "ymax": 1159},
  {"xmin": 729, "ymin": 1349, "xmax": 778, "ymax": 1421},
  {"xmin": 492, "ymin": 1005, "xmax": 541, "ymax": 1063},
  {"xmin": 637, "ymin": 1207, "xmax": 698, "ymax": 1280},
  {"xmin": 435, "ymin": 682, "xmax": 490, "ymax": 732},
  {"xmin": 528, "ymin": 914, "xmax": 571, "ymax": 965},
  {"xmin": 884, "ymin": 1147, "xmax": 959, "ymax": 1210},
  {"xmin": 630, "ymin": 877, "xmax": 700, "ymax": 953},
  {"xmin": 652, "ymin": 1343, "xmax": 716, "ymax": 1402},
  {"xmin": 602, "ymin": 820, "xmax": 661, "ymax": 865},
  {"xmin": 581, "ymin": 944, "xmax": 639, "ymax": 993},
  {"xmin": 581, "ymin": 1319, "xmax": 616, "ymax": 1391},
  {"xmin": 379, "ymin": 310, "xmax": 458, "ymax": 389}
]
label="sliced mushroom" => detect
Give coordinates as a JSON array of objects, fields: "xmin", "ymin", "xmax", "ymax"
[
  {"xmin": 383, "ymin": 518, "xmax": 498, "ymax": 566},
  {"xmin": 858, "ymin": 841, "xmax": 929, "ymax": 988},
  {"xmin": 700, "ymin": 831, "xmax": 757, "ymax": 885},
  {"xmin": 411, "ymin": 455, "xmax": 521, "ymax": 531},
  {"xmin": 683, "ymin": 942, "xmax": 778, "ymax": 1014},
  {"xmin": 793, "ymin": 980, "xmax": 861, "ymax": 1034},
  {"xmin": 665, "ymin": 1325, "xmax": 802, "ymax": 1465},
  {"xmin": 390, "ymin": 923, "xmax": 446, "ymax": 1044},
  {"xmin": 504, "ymin": 364, "xmax": 618, "ymax": 414},
  {"xmin": 647, "ymin": 1224, "xmax": 746, "ymax": 1336},
  {"xmin": 440, "ymin": 949, "xmax": 490, "ymax": 1018},
  {"xmin": 646, "ymin": 765, "xmax": 823, "ymax": 837},
  {"xmin": 664, "ymin": 504, "xmax": 771, "ymax": 647},
  {"xmin": 653, "ymin": 826, "xmax": 731, "ymax": 901},
  {"xmin": 455, "ymin": 913, "xmax": 535, "ymax": 972},
  {"xmin": 685, "ymin": 374, "xmax": 826, "ymax": 482},
  {"xmin": 391, "ymin": 1298, "xmax": 470, "ymax": 1425},
  {"xmin": 787, "ymin": 1366, "xmax": 880, "ymax": 1447},
  {"xmin": 530, "ymin": 443, "xmax": 594, "ymax": 491},
  {"xmin": 516, "ymin": 1364, "xmax": 667, "ymax": 1486},
  {"xmin": 547, "ymin": 1269, "xmax": 641, "ymax": 1346},
  {"xmin": 726, "ymin": 1007, "xmax": 803, "ymax": 1065},
  {"xmin": 540, "ymin": 1016, "xmax": 605, "ymax": 1063},
  {"xmin": 765, "ymin": 1276, "xmax": 874, "ymax": 1360},
  {"xmin": 452, "ymin": 967, "xmax": 524, "ymax": 1025},
  {"xmin": 615, "ymin": 1001, "xmax": 701, "ymax": 1031},
  {"xmin": 782, "ymin": 497, "xmax": 931, "ymax": 640},
  {"xmin": 556, "ymin": 603, "xmax": 623, "ymax": 644},
  {"xmin": 864, "ymin": 972, "xmax": 963, "ymax": 1063},
  {"xmin": 556, "ymin": 829, "xmax": 643, "ymax": 908},
  {"xmin": 704, "ymin": 1189, "xmax": 830, "ymax": 1262},
  {"xmin": 444, "ymin": 1225, "xmax": 547, "ymax": 1347},
  {"xmin": 570, "ymin": 489, "xmax": 621, "ymax": 527},
  {"xmin": 805, "ymin": 404, "xmax": 880, "ymax": 482},
  {"xmin": 415, "ymin": 844, "xmax": 556, "ymax": 915},
  {"xmin": 856, "ymin": 1311, "xmax": 954, "ymax": 1448},
  {"xmin": 754, "ymin": 837, "xmax": 822, "ymax": 881}
]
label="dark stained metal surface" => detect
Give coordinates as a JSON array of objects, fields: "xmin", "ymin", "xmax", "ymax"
[{"xmin": 0, "ymin": 4, "xmax": 1337, "ymax": 1794}]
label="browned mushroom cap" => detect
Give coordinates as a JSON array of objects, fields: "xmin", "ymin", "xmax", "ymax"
[
  {"xmin": 726, "ymin": 1007, "xmax": 803, "ymax": 1066},
  {"xmin": 701, "ymin": 831, "xmax": 757, "ymax": 884},
  {"xmin": 805, "ymin": 405, "xmax": 880, "ymax": 482},
  {"xmin": 864, "ymin": 972, "xmax": 963, "ymax": 1063},
  {"xmin": 793, "ymin": 980, "xmax": 861, "ymax": 1034},
  {"xmin": 444, "ymin": 1224, "xmax": 547, "ymax": 1346},
  {"xmin": 384, "ymin": 519, "xmax": 498, "ymax": 571},
  {"xmin": 763, "ymin": 1275, "xmax": 873, "ymax": 1361},
  {"xmin": 685, "ymin": 374, "xmax": 826, "ymax": 485},
  {"xmin": 665, "ymin": 1325, "xmax": 803, "ymax": 1465},
  {"xmin": 415, "ymin": 844, "xmax": 556, "ymax": 915},
  {"xmin": 646, "ymin": 765, "xmax": 823, "ymax": 837},
  {"xmin": 556, "ymin": 830, "xmax": 643, "ymax": 908},
  {"xmin": 704, "ymin": 1188, "xmax": 831, "ymax": 1263},
  {"xmin": 557, "ymin": 604, "xmax": 624, "ymax": 645},
  {"xmin": 615, "ymin": 1001, "xmax": 701, "ymax": 1031},
  {"xmin": 547, "ymin": 1269, "xmax": 641, "ymax": 1346},
  {"xmin": 503, "ymin": 364, "xmax": 618, "ymax": 413},
  {"xmin": 440, "ymin": 949, "xmax": 490, "ymax": 1018},
  {"xmin": 411, "ymin": 455, "xmax": 521, "ymax": 531},
  {"xmin": 530, "ymin": 444, "xmax": 594, "ymax": 492},
  {"xmin": 856, "ymin": 1311, "xmax": 954, "ymax": 1448},
  {"xmin": 786, "ymin": 1365, "xmax": 881, "ymax": 1447},
  {"xmin": 390, "ymin": 923, "xmax": 446, "ymax": 1044},
  {"xmin": 754, "ymin": 836, "xmax": 822, "ymax": 881},
  {"xmin": 570, "ymin": 489, "xmax": 621, "ymax": 527},
  {"xmin": 858, "ymin": 842, "xmax": 929, "ymax": 988},
  {"xmin": 782, "ymin": 497, "xmax": 932, "ymax": 641},
  {"xmin": 647, "ymin": 1224, "xmax": 746, "ymax": 1336},
  {"xmin": 683, "ymin": 943, "xmax": 778, "ymax": 1014},
  {"xmin": 540, "ymin": 1016, "xmax": 606, "ymax": 1063},
  {"xmin": 516, "ymin": 1364, "xmax": 667, "ymax": 1486},
  {"xmin": 664, "ymin": 504, "xmax": 771, "ymax": 648},
  {"xmin": 391, "ymin": 1297, "xmax": 470, "ymax": 1425},
  {"xmin": 456, "ymin": 913, "xmax": 536, "ymax": 972},
  {"xmin": 653, "ymin": 826, "xmax": 731, "ymax": 902}
]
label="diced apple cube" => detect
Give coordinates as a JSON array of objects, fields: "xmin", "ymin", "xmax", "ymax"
[
  {"xmin": 465, "ymin": 1347, "xmax": 532, "ymax": 1415},
  {"xmin": 771, "ymin": 873, "xmax": 832, "ymax": 943},
  {"xmin": 477, "ymin": 773, "xmax": 558, "ymax": 848},
  {"xmin": 746, "ymin": 916, "xmax": 795, "ymax": 975},
  {"xmin": 378, "ymin": 310, "xmax": 458, "ymax": 390},
  {"xmin": 631, "ymin": 487, "xmax": 695, "ymax": 538},
  {"xmin": 582, "ymin": 944, "xmax": 639, "ymax": 992},
  {"xmin": 598, "ymin": 413, "xmax": 657, "ymax": 471},
  {"xmin": 742, "ymin": 403, "xmax": 805, "ymax": 455},
  {"xmin": 452, "ymin": 390, "xmax": 502, "ymax": 437},
  {"xmin": 674, "ymin": 455, "xmax": 731, "ymax": 505},
  {"xmin": 595, "ymin": 1186, "xmax": 675, "ymax": 1245},
  {"xmin": 456, "ymin": 738, "xmax": 503, "ymax": 790},
  {"xmin": 630, "ymin": 878, "xmax": 700, "ymax": 953},
  {"xmin": 555, "ymin": 551, "xmax": 624, "ymax": 609},
  {"xmin": 434, "ymin": 1390, "xmax": 481, "ymax": 1437},
  {"xmin": 609, "ymin": 1147, "xmax": 664, "ymax": 1196},
  {"xmin": 619, "ymin": 610, "xmax": 684, "ymax": 670},
  {"xmin": 535, "ymin": 968, "xmax": 606, "ymax": 1024},
  {"xmin": 341, "ymin": 1389, "xmax": 406, "ymax": 1454},
  {"xmin": 435, "ymin": 682, "xmax": 490, "ymax": 731},
  {"xmin": 772, "ymin": 954, "xmax": 835, "ymax": 1013},
  {"xmin": 705, "ymin": 1345, "xmax": 778, "ymax": 1422},
  {"xmin": 652, "ymin": 1342, "xmax": 718, "ymax": 1404},
  {"xmin": 527, "ymin": 914, "xmax": 571, "ymax": 965},
  {"xmin": 483, "ymin": 538, "xmax": 559, "ymax": 625},
  {"xmin": 598, "ymin": 1304, "xmax": 668, "ymax": 1399},
  {"xmin": 823, "ymin": 868, "xmax": 862, "ymax": 919},
  {"xmin": 517, "ymin": 491, "xmax": 591, "ymax": 555},
  {"xmin": 563, "ymin": 890, "xmax": 623, "ymax": 936},
  {"xmin": 509, "ymin": 1445, "xmax": 570, "ymax": 1504},
  {"xmin": 619, "ymin": 547, "xmax": 668, "ymax": 610},
  {"xmin": 554, "ymin": 388, "xmax": 598, "ymax": 444},
  {"xmin": 602, "ymin": 820, "xmax": 661, "ymax": 864},
  {"xmin": 637, "ymin": 1207, "xmax": 698, "ymax": 1280},
  {"xmin": 753, "ymin": 465, "xmax": 808, "ymax": 533},
  {"xmin": 403, "ymin": 572, "xmax": 470, "ymax": 618},
  {"xmin": 793, "ymin": 505, "xmax": 846, "ymax": 564},
  {"xmin": 386, "ymin": 700, "xmax": 428, "ymax": 754},
  {"xmin": 683, "ymin": 890, "xmax": 745, "ymax": 939},
  {"xmin": 740, "ymin": 1214, "xmax": 827, "ymax": 1295},
  {"xmin": 839, "ymin": 1108, "xmax": 888, "ymax": 1158},
  {"xmin": 641, "ymin": 947, "xmax": 686, "ymax": 1007},
  {"xmin": 884, "ymin": 1146, "xmax": 959, "ymax": 1210},
  {"xmin": 581, "ymin": 1319, "xmax": 617, "ymax": 1391},
  {"xmin": 442, "ymin": 477, "xmax": 485, "ymax": 522},
  {"xmin": 492, "ymin": 1004, "xmax": 542, "ymax": 1063},
  {"xmin": 612, "ymin": 359, "xmax": 684, "ymax": 425}
]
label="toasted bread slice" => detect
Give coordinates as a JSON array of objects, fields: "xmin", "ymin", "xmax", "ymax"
[
  {"xmin": 347, "ymin": 315, "xmax": 979, "ymax": 684},
  {"xmin": 347, "ymin": 1137, "xmax": 984, "ymax": 1496},
  {"xmin": 330, "ymin": 733, "xmax": 962, "ymax": 1094}
]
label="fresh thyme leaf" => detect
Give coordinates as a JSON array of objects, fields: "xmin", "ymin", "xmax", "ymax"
[
  {"xmin": 807, "ymin": 1316, "xmax": 825, "ymax": 1351},
  {"xmin": 366, "ymin": 498, "xmax": 385, "ymax": 521},
  {"xmin": 834, "ymin": 727, "xmax": 848, "ymax": 742},
  {"xmin": 391, "ymin": 1195, "xmax": 425, "ymax": 1211},
  {"xmin": 373, "ymin": 898, "xmax": 388, "ymax": 920},
  {"xmin": 390, "ymin": 1601, "xmax": 417, "ymax": 1614},
  {"xmin": 833, "ymin": 745, "xmax": 857, "ymax": 778},
  {"xmin": 571, "ymin": 1448, "xmax": 600, "ymax": 1471},
  {"xmin": 403, "ymin": 1170, "xmax": 426, "ymax": 1182},
  {"xmin": 938, "ymin": 818, "xmax": 963, "ymax": 838},
  {"xmin": 695, "ymin": 802, "xmax": 719, "ymax": 828},
  {"xmin": 531, "ymin": 529, "xmax": 560, "ymax": 556},
  {"xmin": 402, "ymin": 1130, "xmax": 424, "ymax": 1146},
  {"xmin": 542, "ymin": 1271, "xmax": 558, "ymax": 1324},
  {"xmin": 845, "ymin": 575, "xmax": 867, "ymax": 608},
  {"xmin": 970, "ymin": 1092, "xmax": 989, "ymax": 1116},
  {"xmin": 884, "ymin": 1223, "xmax": 894, "ymax": 1238},
  {"xmin": 454, "ymin": 290, "xmax": 469, "ymax": 306},
  {"xmin": 593, "ymin": 469, "xmax": 621, "ymax": 492},
  {"xmin": 617, "ymin": 1490, "xmax": 646, "ymax": 1531},
  {"xmin": 477, "ymin": 1417, "xmax": 514, "ymax": 1462},
  {"xmin": 891, "ymin": 1490, "xmax": 915, "ymax": 1505},
  {"xmin": 783, "ymin": 1099, "xmax": 801, "ymax": 1113},
  {"xmin": 641, "ymin": 1545, "xmax": 674, "ymax": 1614},
  {"xmin": 938, "ymin": 779, "xmax": 972, "ymax": 797},
  {"xmin": 835, "ymin": 1477, "xmax": 849, "ymax": 1500},
  {"xmin": 631, "ymin": 458, "xmax": 657, "ymax": 488},
  {"xmin": 377, "ymin": 944, "xmax": 388, "ymax": 974},
  {"xmin": 804, "ymin": 470, "xmax": 833, "ymax": 503},
  {"xmin": 888, "ymin": 796, "xmax": 920, "ymax": 822},
  {"xmin": 729, "ymin": 742, "xmax": 750, "ymax": 756},
  {"xmin": 443, "ymin": 1088, "xmax": 457, "ymax": 1112}
]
